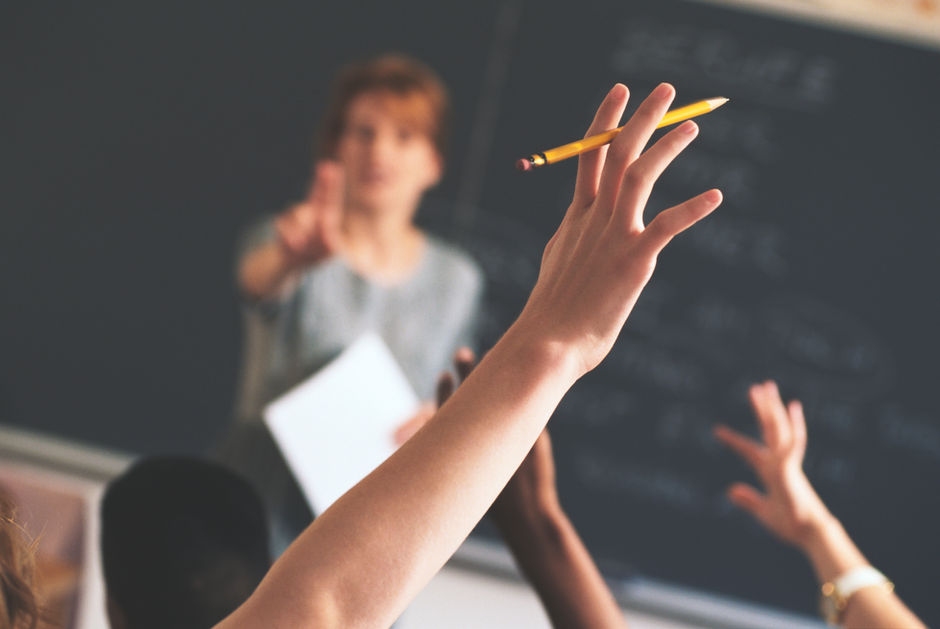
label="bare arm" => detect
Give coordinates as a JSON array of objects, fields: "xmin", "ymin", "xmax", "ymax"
[
  {"xmin": 217, "ymin": 82, "xmax": 721, "ymax": 629},
  {"xmin": 489, "ymin": 432, "xmax": 627, "ymax": 629},
  {"xmin": 715, "ymin": 381, "xmax": 925, "ymax": 629},
  {"xmin": 237, "ymin": 161, "xmax": 344, "ymax": 299},
  {"xmin": 437, "ymin": 352, "xmax": 627, "ymax": 629}
]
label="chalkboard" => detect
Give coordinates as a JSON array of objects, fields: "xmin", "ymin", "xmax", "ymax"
[
  {"xmin": 0, "ymin": 0, "xmax": 502, "ymax": 452},
  {"xmin": 3, "ymin": 0, "xmax": 939, "ymax": 625},
  {"xmin": 436, "ymin": 0, "xmax": 940, "ymax": 623}
]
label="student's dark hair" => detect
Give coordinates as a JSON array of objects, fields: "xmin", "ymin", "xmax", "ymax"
[
  {"xmin": 317, "ymin": 53, "xmax": 451, "ymax": 160},
  {"xmin": 101, "ymin": 457, "xmax": 271, "ymax": 629}
]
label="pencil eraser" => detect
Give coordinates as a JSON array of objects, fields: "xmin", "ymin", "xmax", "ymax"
[{"xmin": 515, "ymin": 158, "xmax": 532, "ymax": 172}]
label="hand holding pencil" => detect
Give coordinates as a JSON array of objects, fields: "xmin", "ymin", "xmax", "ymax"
[
  {"xmin": 516, "ymin": 82, "xmax": 722, "ymax": 375},
  {"xmin": 516, "ymin": 95, "xmax": 728, "ymax": 171}
]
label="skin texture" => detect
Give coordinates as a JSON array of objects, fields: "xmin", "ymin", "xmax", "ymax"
[
  {"xmin": 437, "ymin": 349, "xmax": 627, "ymax": 629},
  {"xmin": 715, "ymin": 381, "xmax": 925, "ymax": 629},
  {"xmin": 216, "ymin": 82, "xmax": 722, "ymax": 629}
]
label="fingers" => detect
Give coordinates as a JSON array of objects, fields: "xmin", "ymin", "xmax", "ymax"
[
  {"xmin": 750, "ymin": 380, "xmax": 798, "ymax": 452},
  {"xmin": 436, "ymin": 348, "xmax": 476, "ymax": 408},
  {"xmin": 436, "ymin": 372, "xmax": 455, "ymax": 408},
  {"xmin": 727, "ymin": 483, "xmax": 769, "ymax": 523},
  {"xmin": 788, "ymin": 399, "xmax": 808, "ymax": 454},
  {"xmin": 308, "ymin": 161, "xmax": 344, "ymax": 210},
  {"xmin": 638, "ymin": 188, "xmax": 722, "ymax": 257},
  {"xmin": 714, "ymin": 424, "xmax": 763, "ymax": 470},
  {"xmin": 393, "ymin": 407, "xmax": 430, "ymax": 446},
  {"xmin": 748, "ymin": 382, "xmax": 777, "ymax": 449},
  {"xmin": 275, "ymin": 207, "xmax": 312, "ymax": 253},
  {"xmin": 613, "ymin": 120, "xmax": 699, "ymax": 227},
  {"xmin": 572, "ymin": 84, "xmax": 629, "ymax": 207},
  {"xmin": 594, "ymin": 83, "xmax": 675, "ymax": 220},
  {"xmin": 765, "ymin": 381, "xmax": 794, "ymax": 448},
  {"xmin": 454, "ymin": 347, "xmax": 476, "ymax": 383}
]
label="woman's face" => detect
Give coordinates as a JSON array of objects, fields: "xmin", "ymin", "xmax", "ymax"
[{"xmin": 336, "ymin": 91, "xmax": 442, "ymax": 220}]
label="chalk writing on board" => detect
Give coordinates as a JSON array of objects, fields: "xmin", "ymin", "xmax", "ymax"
[
  {"xmin": 656, "ymin": 401, "xmax": 723, "ymax": 455},
  {"xmin": 700, "ymin": 112, "xmax": 779, "ymax": 161},
  {"xmin": 878, "ymin": 405, "xmax": 940, "ymax": 463},
  {"xmin": 609, "ymin": 337, "xmax": 711, "ymax": 397},
  {"xmin": 556, "ymin": 385, "xmax": 643, "ymax": 430},
  {"xmin": 609, "ymin": 19, "xmax": 840, "ymax": 111},
  {"xmin": 659, "ymin": 151, "xmax": 759, "ymax": 205},
  {"xmin": 573, "ymin": 450, "xmax": 710, "ymax": 514},
  {"xmin": 806, "ymin": 398, "xmax": 861, "ymax": 441},
  {"xmin": 689, "ymin": 296, "xmax": 753, "ymax": 341},
  {"xmin": 673, "ymin": 214, "xmax": 789, "ymax": 277},
  {"xmin": 758, "ymin": 297, "xmax": 894, "ymax": 398}
]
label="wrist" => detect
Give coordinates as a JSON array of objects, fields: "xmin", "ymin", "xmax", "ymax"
[
  {"xmin": 499, "ymin": 319, "xmax": 585, "ymax": 388},
  {"xmin": 801, "ymin": 513, "xmax": 870, "ymax": 584},
  {"xmin": 819, "ymin": 566, "xmax": 894, "ymax": 626}
]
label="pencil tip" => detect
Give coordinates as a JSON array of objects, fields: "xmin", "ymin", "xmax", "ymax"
[{"xmin": 515, "ymin": 158, "xmax": 533, "ymax": 172}]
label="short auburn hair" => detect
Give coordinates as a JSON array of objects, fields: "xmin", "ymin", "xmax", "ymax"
[{"xmin": 317, "ymin": 53, "xmax": 451, "ymax": 160}]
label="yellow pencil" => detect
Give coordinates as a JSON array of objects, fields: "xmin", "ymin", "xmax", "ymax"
[{"xmin": 516, "ymin": 97, "xmax": 729, "ymax": 171}]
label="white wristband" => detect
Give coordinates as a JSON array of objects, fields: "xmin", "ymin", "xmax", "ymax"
[
  {"xmin": 820, "ymin": 565, "xmax": 894, "ymax": 624},
  {"xmin": 833, "ymin": 566, "xmax": 892, "ymax": 598}
]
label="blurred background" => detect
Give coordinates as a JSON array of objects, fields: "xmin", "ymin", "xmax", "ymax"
[{"xmin": 2, "ymin": 1, "xmax": 939, "ymax": 627}]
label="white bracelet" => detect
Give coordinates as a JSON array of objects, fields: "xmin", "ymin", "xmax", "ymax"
[
  {"xmin": 820, "ymin": 565, "xmax": 894, "ymax": 624},
  {"xmin": 833, "ymin": 566, "xmax": 893, "ymax": 597}
]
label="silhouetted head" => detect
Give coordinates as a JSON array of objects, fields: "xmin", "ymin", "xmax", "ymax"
[{"xmin": 101, "ymin": 457, "xmax": 270, "ymax": 629}]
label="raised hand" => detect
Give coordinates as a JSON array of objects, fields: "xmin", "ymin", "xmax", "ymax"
[
  {"xmin": 275, "ymin": 161, "xmax": 345, "ymax": 267},
  {"xmin": 516, "ymin": 83, "xmax": 722, "ymax": 377},
  {"xmin": 219, "ymin": 85, "xmax": 720, "ymax": 629},
  {"xmin": 715, "ymin": 382, "xmax": 927, "ymax": 629},
  {"xmin": 435, "ymin": 348, "xmax": 625, "ymax": 629},
  {"xmin": 714, "ymin": 380, "xmax": 830, "ymax": 547}
]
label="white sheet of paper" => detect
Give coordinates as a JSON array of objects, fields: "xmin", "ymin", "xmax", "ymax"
[{"xmin": 264, "ymin": 333, "xmax": 420, "ymax": 515}]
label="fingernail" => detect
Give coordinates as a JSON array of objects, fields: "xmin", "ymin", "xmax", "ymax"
[
  {"xmin": 705, "ymin": 189, "xmax": 722, "ymax": 203},
  {"xmin": 655, "ymin": 83, "xmax": 674, "ymax": 100}
]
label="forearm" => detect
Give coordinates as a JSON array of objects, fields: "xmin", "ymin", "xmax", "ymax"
[
  {"xmin": 237, "ymin": 240, "xmax": 300, "ymax": 299},
  {"xmin": 495, "ymin": 503, "xmax": 627, "ymax": 629},
  {"xmin": 802, "ymin": 515, "xmax": 924, "ymax": 629},
  {"xmin": 800, "ymin": 513, "xmax": 867, "ymax": 585},
  {"xmin": 222, "ymin": 325, "xmax": 583, "ymax": 629},
  {"xmin": 842, "ymin": 586, "xmax": 925, "ymax": 629}
]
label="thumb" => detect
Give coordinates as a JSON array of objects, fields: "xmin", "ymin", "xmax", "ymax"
[{"xmin": 727, "ymin": 482, "xmax": 769, "ymax": 523}]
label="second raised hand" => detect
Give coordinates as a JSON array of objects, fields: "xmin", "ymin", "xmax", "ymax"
[{"xmin": 714, "ymin": 381, "xmax": 831, "ymax": 547}]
